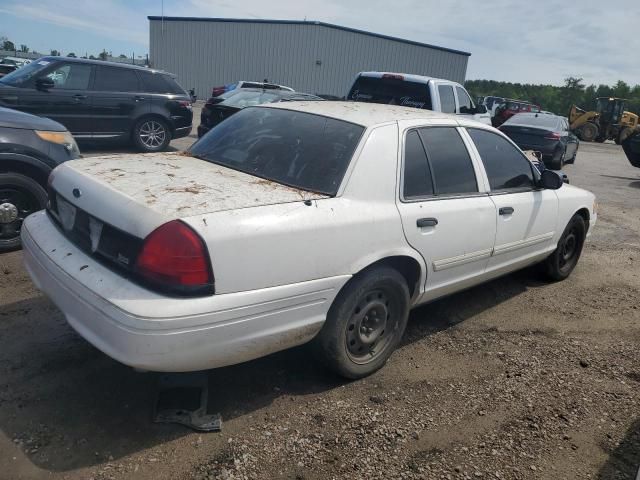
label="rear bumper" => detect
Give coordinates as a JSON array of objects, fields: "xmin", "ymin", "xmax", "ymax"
[{"xmin": 22, "ymin": 211, "xmax": 349, "ymax": 372}]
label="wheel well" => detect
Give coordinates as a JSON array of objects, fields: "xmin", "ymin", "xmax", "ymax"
[
  {"xmin": 0, "ymin": 160, "xmax": 50, "ymax": 189},
  {"xmin": 576, "ymin": 208, "xmax": 590, "ymax": 233},
  {"xmin": 132, "ymin": 114, "xmax": 173, "ymax": 137},
  {"xmin": 355, "ymin": 256, "xmax": 422, "ymax": 300}
]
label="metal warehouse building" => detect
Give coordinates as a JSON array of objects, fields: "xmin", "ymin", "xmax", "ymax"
[{"xmin": 148, "ymin": 16, "xmax": 470, "ymax": 99}]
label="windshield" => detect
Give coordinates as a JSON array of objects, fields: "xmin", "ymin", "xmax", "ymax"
[
  {"xmin": 190, "ymin": 107, "xmax": 364, "ymax": 195},
  {"xmin": 219, "ymin": 90, "xmax": 281, "ymax": 108},
  {"xmin": 348, "ymin": 76, "xmax": 432, "ymax": 110},
  {"xmin": 0, "ymin": 59, "xmax": 50, "ymax": 86}
]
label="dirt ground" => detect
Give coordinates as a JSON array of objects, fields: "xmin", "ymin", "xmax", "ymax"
[{"xmin": 1, "ymin": 133, "xmax": 639, "ymax": 480}]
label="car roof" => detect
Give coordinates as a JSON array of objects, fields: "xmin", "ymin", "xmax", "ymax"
[
  {"xmin": 34, "ymin": 56, "xmax": 169, "ymax": 75},
  {"xmin": 356, "ymin": 71, "xmax": 458, "ymax": 85},
  {"xmin": 262, "ymin": 101, "xmax": 470, "ymax": 127}
]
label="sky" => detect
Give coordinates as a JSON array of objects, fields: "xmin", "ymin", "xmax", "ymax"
[{"xmin": 1, "ymin": 0, "xmax": 639, "ymax": 87}]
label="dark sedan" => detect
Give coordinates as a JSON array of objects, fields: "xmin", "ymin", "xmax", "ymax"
[
  {"xmin": 1, "ymin": 106, "xmax": 80, "ymax": 252},
  {"xmin": 197, "ymin": 88, "xmax": 323, "ymax": 138},
  {"xmin": 499, "ymin": 112, "xmax": 579, "ymax": 170}
]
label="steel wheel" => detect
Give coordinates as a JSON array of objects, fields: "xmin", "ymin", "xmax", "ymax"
[
  {"xmin": 558, "ymin": 226, "xmax": 578, "ymax": 272},
  {"xmin": 345, "ymin": 289, "xmax": 397, "ymax": 365},
  {"xmin": 138, "ymin": 120, "xmax": 167, "ymax": 149},
  {"xmin": 544, "ymin": 214, "xmax": 586, "ymax": 281},
  {"xmin": 0, "ymin": 174, "xmax": 47, "ymax": 252}
]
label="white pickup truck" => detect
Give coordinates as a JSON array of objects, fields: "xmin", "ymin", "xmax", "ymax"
[
  {"xmin": 22, "ymin": 102, "xmax": 595, "ymax": 379},
  {"xmin": 348, "ymin": 72, "xmax": 492, "ymax": 125}
]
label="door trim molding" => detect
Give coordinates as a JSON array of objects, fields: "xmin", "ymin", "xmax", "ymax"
[
  {"xmin": 433, "ymin": 248, "xmax": 493, "ymax": 271},
  {"xmin": 492, "ymin": 232, "xmax": 555, "ymax": 256}
]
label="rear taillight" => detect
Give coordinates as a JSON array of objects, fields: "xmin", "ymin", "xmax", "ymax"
[
  {"xmin": 382, "ymin": 73, "xmax": 404, "ymax": 80},
  {"xmin": 135, "ymin": 220, "xmax": 214, "ymax": 296},
  {"xmin": 545, "ymin": 132, "xmax": 562, "ymax": 140}
]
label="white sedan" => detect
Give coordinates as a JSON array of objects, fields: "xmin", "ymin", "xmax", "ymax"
[{"xmin": 22, "ymin": 102, "xmax": 596, "ymax": 379}]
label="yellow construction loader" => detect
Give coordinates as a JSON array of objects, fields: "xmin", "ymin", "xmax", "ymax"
[{"xmin": 568, "ymin": 97, "xmax": 639, "ymax": 144}]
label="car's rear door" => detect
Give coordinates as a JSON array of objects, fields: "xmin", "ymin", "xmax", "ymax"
[
  {"xmin": 91, "ymin": 65, "xmax": 149, "ymax": 138},
  {"xmin": 396, "ymin": 121, "xmax": 497, "ymax": 301},
  {"xmin": 20, "ymin": 61, "xmax": 94, "ymax": 135},
  {"xmin": 466, "ymin": 128, "xmax": 558, "ymax": 272}
]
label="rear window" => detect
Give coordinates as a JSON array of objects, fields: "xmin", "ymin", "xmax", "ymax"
[
  {"xmin": 190, "ymin": 107, "xmax": 364, "ymax": 196},
  {"xmin": 139, "ymin": 71, "xmax": 186, "ymax": 94},
  {"xmin": 348, "ymin": 76, "xmax": 432, "ymax": 110},
  {"xmin": 504, "ymin": 114, "xmax": 560, "ymax": 129},
  {"xmin": 220, "ymin": 90, "xmax": 281, "ymax": 108}
]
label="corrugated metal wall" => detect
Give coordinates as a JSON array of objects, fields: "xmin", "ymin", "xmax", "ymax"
[{"xmin": 149, "ymin": 20, "xmax": 469, "ymax": 99}]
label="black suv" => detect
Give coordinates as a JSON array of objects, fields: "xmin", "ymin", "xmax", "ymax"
[
  {"xmin": 0, "ymin": 106, "xmax": 80, "ymax": 252},
  {"xmin": 0, "ymin": 57, "xmax": 192, "ymax": 152}
]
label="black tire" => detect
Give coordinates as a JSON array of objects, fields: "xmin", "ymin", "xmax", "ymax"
[
  {"xmin": 544, "ymin": 214, "xmax": 586, "ymax": 281},
  {"xmin": 549, "ymin": 148, "xmax": 564, "ymax": 170},
  {"xmin": 0, "ymin": 173, "xmax": 48, "ymax": 253},
  {"xmin": 312, "ymin": 266, "xmax": 410, "ymax": 379},
  {"xmin": 617, "ymin": 127, "xmax": 632, "ymax": 145},
  {"xmin": 132, "ymin": 117, "xmax": 171, "ymax": 152},
  {"xmin": 566, "ymin": 145, "xmax": 578, "ymax": 164},
  {"xmin": 578, "ymin": 122, "xmax": 598, "ymax": 142}
]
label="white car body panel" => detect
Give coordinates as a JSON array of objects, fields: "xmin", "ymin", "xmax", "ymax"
[{"xmin": 22, "ymin": 102, "xmax": 596, "ymax": 372}]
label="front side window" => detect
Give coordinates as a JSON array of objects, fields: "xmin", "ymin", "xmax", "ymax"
[
  {"xmin": 456, "ymin": 86, "xmax": 473, "ymax": 114},
  {"xmin": 419, "ymin": 127, "xmax": 477, "ymax": 195},
  {"xmin": 403, "ymin": 130, "xmax": 434, "ymax": 198},
  {"xmin": 438, "ymin": 85, "xmax": 456, "ymax": 114},
  {"xmin": 467, "ymin": 128, "xmax": 535, "ymax": 192},
  {"xmin": 93, "ymin": 66, "xmax": 140, "ymax": 92},
  {"xmin": 190, "ymin": 107, "xmax": 364, "ymax": 196},
  {"xmin": 44, "ymin": 63, "xmax": 92, "ymax": 90},
  {"xmin": 0, "ymin": 60, "xmax": 50, "ymax": 86}
]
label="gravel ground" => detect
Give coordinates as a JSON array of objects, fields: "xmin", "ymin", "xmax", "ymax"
[{"xmin": 0, "ymin": 136, "xmax": 639, "ymax": 480}]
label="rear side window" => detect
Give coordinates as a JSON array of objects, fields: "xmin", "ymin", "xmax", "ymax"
[
  {"xmin": 419, "ymin": 127, "xmax": 477, "ymax": 195},
  {"xmin": 403, "ymin": 130, "xmax": 434, "ymax": 198},
  {"xmin": 467, "ymin": 128, "xmax": 535, "ymax": 191},
  {"xmin": 93, "ymin": 66, "xmax": 140, "ymax": 92},
  {"xmin": 348, "ymin": 76, "xmax": 432, "ymax": 110},
  {"xmin": 140, "ymin": 71, "xmax": 186, "ymax": 94},
  {"xmin": 456, "ymin": 87, "xmax": 473, "ymax": 114},
  {"xmin": 438, "ymin": 85, "xmax": 456, "ymax": 114}
]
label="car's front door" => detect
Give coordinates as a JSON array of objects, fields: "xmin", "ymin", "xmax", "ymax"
[
  {"xmin": 466, "ymin": 128, "xmax": 559, "ymax": 273},
  {"xmin": 20, "ymin": 62, "xmax": 94, "ymax": 135},
  {"xmin": 455, "ymin": 86, "xmax": 491, "ymax": 125},
  {"xmin": 396, "ymin": 124, "xmax": 497, "ymax": 302},
  {"xmin": 91, "ymin": 65, "xmax": 149, "ymax": 138}
]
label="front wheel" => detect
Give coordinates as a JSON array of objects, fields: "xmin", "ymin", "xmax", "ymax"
[
  {"xmin": 132, "ymin": 118, "xmax": 171, "ymax": 152},
  {"xmin": 0, "ymin": 173, "xmax": 48, "ymax": 253},
  {"xmin": 544, "ymin": 214, "xmax": 586, "ymax": 281},
  {"xmin": 549, "ymin": 148, "xmax": 564, "ymax": 170},
  {"xmin": 312, "ymin": 266, "xmax": 410, "ymax": 379}
]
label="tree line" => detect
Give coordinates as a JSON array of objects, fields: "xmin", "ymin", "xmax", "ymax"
[
  {"xmin": 2, "ymin": 37, "xmax": 135, "ymax": 62},
  {"xmin": 465, "ymin": 77, "xmax": 640, "ymax": 117}
]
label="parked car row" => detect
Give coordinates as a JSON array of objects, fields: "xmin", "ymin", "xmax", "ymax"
[{"xmin": 0, "ymin": 56, "xmax": 32, "ymax": 78}]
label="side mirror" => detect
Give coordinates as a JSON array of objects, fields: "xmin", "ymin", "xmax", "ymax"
[
  {"xmin": 36, "ymin": 77, "xmax": 55, "ymax": 91},
  {"xmin": 540, "ymin": 169, "xmax": 563, "ymax": 189},
  {"xmin": 475, "ymin": 104, "xmax": 488, "ymax": 114}
]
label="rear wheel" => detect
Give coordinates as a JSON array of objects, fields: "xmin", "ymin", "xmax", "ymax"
[
  {"xmin": 549, "ymin": 148, "xmax": 564, "ymax": 170},
  {"xmin": 132, "ymin": 118, "xmax": 171, "ymax": 152},
  {"xmin": 312, "ymin": 266, "xmax": 410, "ymax": 379},
  {"xmin": 578, "ymin": 122, "xmax": 598, "ymax": 142},
  {"xmin": 0, "ymin": 173, "xmax": 47, "ymax": 253},
  {"xmin": 544, "ymin": 214, "xmax": 586, "ymax": 281}
]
